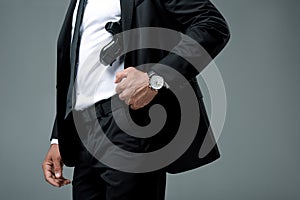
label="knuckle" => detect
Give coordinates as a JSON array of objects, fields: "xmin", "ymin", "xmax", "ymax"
[
  {"xmin": 118, "ymin": 85, "xmax": 124, "ymax": 91},
  {"xmin": 119, "ymin": 94, "xmax": 124, "ymax": 100},
  {"xmin": 116, "ymin": 87, "xmax": 120, "ymax": 93},
  {"xmin": 128, "ymin": 99, "xmax": 133, "ymax": 105},
  {"xmin": 54, "ymin": 155, "xmax": 61, "ymax": 161}
]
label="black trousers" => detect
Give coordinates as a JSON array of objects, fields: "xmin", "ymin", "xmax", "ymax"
[
  {"xmin": 72, "ymin": 163, "xmax": 166, "ymax": 200},
  {"xmin": 72, "ymin": 97, "xmax": 167, "ymax": 200}
]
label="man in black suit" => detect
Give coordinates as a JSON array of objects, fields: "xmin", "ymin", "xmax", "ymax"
[{"xmin": 42, "ymin": 0, "xmax": 229, "ymax": 199}]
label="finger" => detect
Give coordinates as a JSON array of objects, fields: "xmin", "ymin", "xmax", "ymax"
[
  {"xmin": 53, "ymin": 157, "xmax": 63, "ymax": 179},
  {"xmin": 130, "ymin": 97, "xmax": 144, "ymax": 110},
  {"xmin": 119, "ymin": 92, "xmax": 130, "ymax": 103},
  {"xmin": 118, "ymin": 93, "xmax": 125, "ymax": 101},
  {"xmin": 48, "ymin": 172, "xmax": 71, "ymax": 187},
  {"xmin": 130, "ymin": 104, "xmax": 139, "ymax": 110},
  {"xmin": 115, "ymin": 70, "xmax": 128, "ymax": 83},
  {"xmin": 44, "ymin": 172, "xmax": 70, "ymax": 187},
  {"xmin": 130, "ymin": 98, "xmax": 148, "ymax": 110},
  {"xmin": 42, "ymin": 162, "xmax": 61, "ymax": 187},
  {"xmin": 130, "ymin": 89, "xmax": 157, "ymax": 110},
  {"xmin": 130, "ymin": 103, "xmax": 144, "ymax": 110},
  {"xmin": 119, "ymin": 88, "xmax": 133, "ymax": 105},
  {"xmin": 47, "ymin": 177, "xmax": 65, "ymax": 187},
  {"xmin": 124, "ymin": 97, "xmax": 132, "ymax": 106},
  {"xmin": 46, "ymin": 177, "xmax": 61, "ymax": 187},
  {"xmin": 50, "ymin": 177, "xmax": 70, "ymax": 187},
  {"xmin": 126, "ymin": 97, "xmax": 134, "ymax": 106},
  {"xmin": 62, "ymin": 178, "xmax": 71, "ymax": 185},
  {"xmin": 128, "ymin": 96, "xmax": 140, "ymax": 109},
  {"xmin": 115, "ymin": 81, "xmax": 126, "ymax": 94},
  {"xmin": 56, "ymin": 176, "xmax": 71, "ymax": 186}
]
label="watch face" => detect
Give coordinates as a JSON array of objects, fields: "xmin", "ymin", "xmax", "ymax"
[{"xmin": 150, "ymin": 75, "xmax": 164, "ymax": 90}]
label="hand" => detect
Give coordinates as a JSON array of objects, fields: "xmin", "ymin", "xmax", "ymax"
[
  {"xmin": 42, "ymin": 144, "xmax": 71, "ymax": 187},
  {"xmin": 115, "ymin": 67, "xmax": 158, "ymax": 110}
]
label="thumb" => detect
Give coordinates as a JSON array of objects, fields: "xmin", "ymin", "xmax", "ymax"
[{"xmin": 53, "ymin": 157, "xmax": 62, "ymax": 178}]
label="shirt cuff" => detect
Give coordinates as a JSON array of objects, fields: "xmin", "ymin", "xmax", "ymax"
[{"xmin": 50, "ymin": 139, "xmax": 59, "ymax": 145}]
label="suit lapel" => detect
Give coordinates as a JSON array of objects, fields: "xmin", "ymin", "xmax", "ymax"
[
  {"xmin": 57, "ymin": 0, "xmax": 77, "ymax": 51},
  {"xmin": 120, "ymin": 0, "xmax": 135, "ymax": 31}
]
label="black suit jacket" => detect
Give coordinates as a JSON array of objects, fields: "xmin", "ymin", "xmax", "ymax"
[{"xmin": 51, "ymin": 0, "xmax": 230, "ymax": 173}]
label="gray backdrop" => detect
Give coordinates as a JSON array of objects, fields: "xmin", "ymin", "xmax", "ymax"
[{"xmin": 0, "ymin": 0, "xmax": 299, "ymax": 199}]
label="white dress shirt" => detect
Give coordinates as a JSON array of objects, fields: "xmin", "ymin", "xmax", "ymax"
[
  {"xmin": 51, "ymin": 0, "xmax": 123, "ymax": 144},
  {"xmin": 74, "ymin": 0, "xmax": 123, "ymax": 111}
]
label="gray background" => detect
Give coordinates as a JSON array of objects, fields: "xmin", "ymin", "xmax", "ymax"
[{"xmin": 0, "ymin": 0, "xmax": 299, "ymax": 199}]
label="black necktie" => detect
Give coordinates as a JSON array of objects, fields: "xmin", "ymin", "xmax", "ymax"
[{"xmin": 66, "ymin": 0, "xmax": 87, "ymax": 118}]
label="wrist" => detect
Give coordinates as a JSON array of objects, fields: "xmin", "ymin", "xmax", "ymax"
[{"xmin": 50, "ymin": 139, "xmax": 59, "ymax": 145}]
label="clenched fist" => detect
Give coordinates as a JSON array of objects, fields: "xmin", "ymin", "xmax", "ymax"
[{"xmin": 115, "ymin": 67, "xmax": 158, "ymax": 110}]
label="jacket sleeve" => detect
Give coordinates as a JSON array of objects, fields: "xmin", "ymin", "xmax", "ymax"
[
  {"xmin": 152, "ymin": 0, "xmax": 230, "ymax": 84},
  {"xmin": 50, "ymin": 116, "xmax": 58, "ymax": 140}
]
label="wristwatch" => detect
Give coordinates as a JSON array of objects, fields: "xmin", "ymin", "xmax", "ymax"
[{"xmin": 147, "ymin": 71, "xmax": 166, "ymax": 90}]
